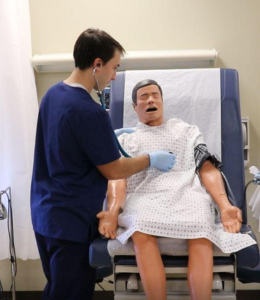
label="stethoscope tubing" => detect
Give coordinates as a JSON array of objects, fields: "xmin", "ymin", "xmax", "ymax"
[
  {"xmin": 100, "ymin": 92, "xmax": 131, "ymax": 157},
  {"xmin": 98, "ymin": 91, "xmax": 131, "ymax": 157},
  {"xmin": 94, "ymin": 72, "xmax": 131, "ymax": 158}
]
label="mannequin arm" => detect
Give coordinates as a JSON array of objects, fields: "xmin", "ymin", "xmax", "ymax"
[
  {"xmin": 199, "ymin": 160, "xmax": 243, "ymax": 233},
  {"xmin": 96, "ymin": 179, "xmax": 127, "ymax": 239}
]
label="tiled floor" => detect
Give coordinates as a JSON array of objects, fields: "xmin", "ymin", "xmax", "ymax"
[
  {"xmin": 1, "ymin": 290, "xmax": 260, "ymax": 299},
  {"xmin": 93, "ymin": 290, "xmax": 260, "ymax": 300}
]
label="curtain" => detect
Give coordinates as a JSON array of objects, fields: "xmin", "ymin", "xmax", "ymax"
[{"xmin": 0, "ymin": 0, "xmax": 39, "ymax": 259}]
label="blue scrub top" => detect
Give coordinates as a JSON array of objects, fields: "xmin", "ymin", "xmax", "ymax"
[{"xmin": 31, "ymin": 82, "xmax": 121, "ymax": 243}]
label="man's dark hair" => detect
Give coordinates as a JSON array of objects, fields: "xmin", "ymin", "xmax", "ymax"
[
  {"xmin": 73, "ymin": 28, "xmax": 125, "ymax": 70},
  {"xmin": 132, "ymin": 79, "xmax": 163, "ymax": 105}
]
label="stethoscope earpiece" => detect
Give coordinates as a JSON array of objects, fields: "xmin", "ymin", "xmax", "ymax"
[{"xmin": 93, "ymin": 63, "xmax": 101, "ymax": 77}]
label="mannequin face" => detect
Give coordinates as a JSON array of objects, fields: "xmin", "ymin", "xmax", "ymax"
[{"xmin": 133, "ymin": 85, "xmax": 163, "ymax": 126}]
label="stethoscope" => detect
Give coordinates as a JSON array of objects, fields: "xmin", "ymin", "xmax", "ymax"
[{"xmin": 93, "ymin": 66, "xmax": 131, "ymax": 158}]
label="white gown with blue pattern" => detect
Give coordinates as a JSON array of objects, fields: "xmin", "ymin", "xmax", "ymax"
[{"xmin": 116, "ymin": 119, "xmax": 256, "ymax": 253}]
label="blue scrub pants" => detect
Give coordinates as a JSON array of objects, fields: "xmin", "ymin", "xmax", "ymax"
[{"xmin": 35, "ymin": 232, "xmax": 96, "ymax": 300}]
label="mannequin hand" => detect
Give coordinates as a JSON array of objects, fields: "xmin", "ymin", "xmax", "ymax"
[
  {"xmin": 96, "ymin": 211, "xmax": 118, "ymax": 239},
  {"xmin": 220, "ymin": 205, "xmax": 243, "ymax": 233},
  {"xmin": 149, "ymin": 150, "xmax": 176, "ymax": 172},
  {"xmin": 114, "ymin": 127, "xmax": 136, "ymax": 137}
]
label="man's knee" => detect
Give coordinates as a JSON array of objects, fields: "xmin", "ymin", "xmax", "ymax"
[
  {"xmin": 188, "ymin": 238, "xmax": 213, "ymax": 255},
  {"xmin": 132, "ymin": 231, "xmax": 157, "ymax": 248}
]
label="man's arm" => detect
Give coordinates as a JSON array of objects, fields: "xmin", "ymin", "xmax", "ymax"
[
  {"xmin": 199, "ymin": 160, "xmax": 243, "ymax": 233},
  {"xmin": 96, "ymin": 179, "xmax": 127, "ymax": 239},
  {"xmin": 97, "ymin": 156, "xmax": 150, "ymax": 180},
  {"xmin": 97, "ymin": 150, "xmax": 176, "ymax": 180}
]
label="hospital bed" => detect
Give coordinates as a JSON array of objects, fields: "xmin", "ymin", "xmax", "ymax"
[{"xmin": 90, "ymin": 69, "xmax": 260, "ymax": 299}]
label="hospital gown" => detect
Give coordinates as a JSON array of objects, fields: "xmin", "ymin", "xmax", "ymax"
[{"xmin": 116, "ymin": 118, "xmax": 256, "ymax": 253}]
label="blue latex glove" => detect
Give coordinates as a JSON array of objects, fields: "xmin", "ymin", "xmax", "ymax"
[
  {"xmin": 114, "ymin": 127, "xmax": 136, "ymax": 137},
  {"xmin": 255, "ymin": 171, "xmax": 260, "ymax": 180},
  {"xmin": 149, "ymin": 150, "xmax": 176, "ymax": 172}
]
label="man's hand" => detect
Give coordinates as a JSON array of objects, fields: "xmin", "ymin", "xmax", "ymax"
[
  {"xmin": 220, "ymin": 206, "xmax": 243, "ymax": 233},
  {"xmin": 149, "ymin": 150, "xmax": 176, "ymax": 172},
  {"xmin": 114, "ymin": 127, "xmax": 136, "ymax": 137},
  {"xmin": 96, "ymin": 211, "xmax": 118, "ymax": 239}
]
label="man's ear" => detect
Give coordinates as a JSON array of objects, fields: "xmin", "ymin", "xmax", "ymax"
[
  {"xmin": 132, "ymin": 102, "xmax": 136, "ymax": 111},
  {"xmin": 93, "ymin": 58, "xmax": 102, "ymax": 69}
]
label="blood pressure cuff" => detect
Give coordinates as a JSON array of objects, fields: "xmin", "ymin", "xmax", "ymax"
[
  {"xmin": 194, "ymin": 143, "xmax": 223, "ymax": 172},
  {"xmin": 194, "ymin": 144, "xmax": 212, "ymax": 171}
]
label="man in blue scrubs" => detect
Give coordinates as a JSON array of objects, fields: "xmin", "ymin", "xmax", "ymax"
[{"xmin": 31, "ymin": 28, "xmax": 175, "ymax": 300}]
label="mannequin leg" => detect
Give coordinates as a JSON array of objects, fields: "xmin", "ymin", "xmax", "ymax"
[
  {"xmin": 187, "ymin": 238, "xmax": 213, "ymax": 300},
  {"xmin": 132, "ymin": 232, "xmax": 166, "ymax": 300}
]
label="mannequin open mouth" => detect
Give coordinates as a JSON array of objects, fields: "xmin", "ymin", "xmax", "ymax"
[{"xmin": 146, "ymin": 107, "xmax": 157, "ymax": 112}]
